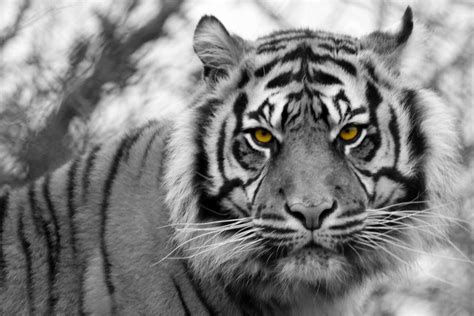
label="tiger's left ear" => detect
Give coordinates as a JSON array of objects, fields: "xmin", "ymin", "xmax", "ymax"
[
  {"xmin": 193, "ymin": 15, "xmax": 246, "ymax": 84},
  {"xmin": 360, "ymin": 6, "xmax": 413, "ymax": 69}
]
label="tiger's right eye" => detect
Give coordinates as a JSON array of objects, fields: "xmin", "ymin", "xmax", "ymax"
[
  {"xmin": 253, "ymin": 129, "xmax": 273, "ymax": 144},
  {"xmin": 338, "ymin": 125, "xmax": 361, "ymax": 143}
]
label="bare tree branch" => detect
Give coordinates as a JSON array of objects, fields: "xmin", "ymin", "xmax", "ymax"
[
  {"xmin": 6, "ymin": 0, "xmax": 185, "ymax": 186},
  {"xmin": 428, "ymin": 33, "xmax": 473, "ymax": 90},
  {"xmin": 253, "ymin": 0, "xmax": 291, "ymax": 29},
  {"xmin": 0, "ymin": 0, "xmax": 31, "ymax": 48}
]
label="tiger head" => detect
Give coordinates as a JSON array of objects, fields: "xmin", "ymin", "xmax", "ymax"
[{"xmin": 164, "ymin": 7, "xmax": 460, "ymax": 306}]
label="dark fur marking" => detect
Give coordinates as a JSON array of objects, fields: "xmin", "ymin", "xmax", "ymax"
[
  {"xmin": 217, "ymin": 120, "xmax": 228, "ymax": 180},
  {"xmin": 0, "ymin": 190, "xmax": 10, "ymax": 284},
  {"xmin": 328, "ymin": 220, "xmax": 364, "ymax": 231},
  {"xmin": 388, "ymin": 105, "xmax": 401, "ymax": 166},
  {"xmin": 255, "ymin": 59, "xmax": 279, "ymax": 77},
  {"xmin": 350, "ymin": 107, "xmax": 367, "ymax": 117},
  {"xmin": 247, "ymin": 98, "xmax": 274, "ymax": 126},
  {"xmin": 172, "ymin": 277, "xmax": 191, "ymax": 316},
  {"xmin": 266, "ymin": 71, "xmax": 293, "ymax": 89},
  {"xmin": 232, "ymin": 140, "xmax": 259, "ymax": 171},
  {"xmin": 260, "ymin": 213, "xmax": 285, "ymax": 221},
  {"xmin": 42, "ymin": 174, "xmax": 60, "ymax": 311},
  {"xmin": 194, "ymin": 99, "xmax": 223, "ymax": 218},
  {"xmin": 313, "ymin": 70, "xmax": 343, "ymax": 85},
  {"xmin": 363, "ymin": 82, "xmax": 383, "ymax": 161},
  {"xmin": 100, "ymin": 136, "xmax": 136, "ymax": 312},
  {"xmin": 67, "ymin": 160, "xmax": 79, "ymax": 255},
  {"xmin": 182, "ymin": 262, "xmax": 217, "ymax": 315},
  {"xmin": 82, "ymin": 145, "xmax": 101, "ymax": 201},
  {"xmin": 237, "ymin": 69, "xmax": 250, "ymax": 88},
  {"xmin": 401, "ymin": 90, "xmax": 428, "ymax": 160},
  {"xmin": 66, "ymin": 159, "xmax": 85, "ymax": 314},
  {"xmin": 123, "ymin": 123, "xmax": 154, "ymax": 161},
  {"xmin": 256, "ymin": 44, "xmax": 286, "ymax": 54},
  {"xmin": 28, "ymin": 183, "xmax": 55, "ymax": 314},
  {"xmin": 18, "ymin": 208, "xmax": 34, "ymax": 315},
  {"xmin": 139, "ymin": 128, "xmax": 162, "ymax": 177},
  {"xmin": 254, "ymin": 225, "xmax": 298, "ymax": 234},
  {"xmin": 232, "ymin": 93, "xmax": 248, "ymax": 138}
]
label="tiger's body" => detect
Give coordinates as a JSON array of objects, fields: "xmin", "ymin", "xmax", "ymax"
[{"xmin": 0, "ymin": 7, "xmax": 461, "ymax": 315}]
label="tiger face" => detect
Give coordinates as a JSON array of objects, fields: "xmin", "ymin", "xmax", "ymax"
[{"xmin": 165, "ymin": 7, "xmax": 460, "ymax": 304}]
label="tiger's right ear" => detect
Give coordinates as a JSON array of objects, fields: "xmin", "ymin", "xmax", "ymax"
[{"xmin": 193, "ymin": 16, "xmax": 245, "ymax": 83}]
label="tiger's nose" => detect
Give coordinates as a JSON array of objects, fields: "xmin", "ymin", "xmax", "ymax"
[{"xmin": 285, "ymin": 201, "xmax": 337, "ymax": 230}]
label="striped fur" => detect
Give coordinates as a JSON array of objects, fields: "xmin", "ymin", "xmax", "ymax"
[{"xmin": 0, "ymin": 8, "xmax": 462, "ymax": 315}]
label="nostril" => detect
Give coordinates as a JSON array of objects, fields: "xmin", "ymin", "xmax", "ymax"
[
  {"xmin": 318, "ymin": 201, "xmax": 337, "ymax": 225},
  {"xmin": 284, "ymin": 203, "xmax": 306, "ymax": 226}
]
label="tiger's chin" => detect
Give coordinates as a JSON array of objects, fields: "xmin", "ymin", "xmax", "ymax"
[{"xmin": 272, "ymin": 245, "xmax": 354, "ymax": 293}]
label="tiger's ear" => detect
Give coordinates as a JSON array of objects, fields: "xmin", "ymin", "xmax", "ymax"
[
  {"xmin": 360, "ymin": 6, "xmax": 413, "ymax": 69},
  {"xmin": 193, "ymin": 15, "xmax": 246, "ymax": 84}
]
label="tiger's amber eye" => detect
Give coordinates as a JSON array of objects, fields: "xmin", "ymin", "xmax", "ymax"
[
  {"xmin": 339, "ymin": 126, "xmax": 359, "ymax": 142},
  {"xmin": 254, "ymin": 129, "xmax": 273, "ymax": 144}
]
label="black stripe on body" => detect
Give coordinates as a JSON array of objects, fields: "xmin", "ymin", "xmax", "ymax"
[
  {"xmin": 172, "ymin": 277, "xmax": 191, "ymax": 316},
  {"xmin": 18, "ymin": 206, "xmax": 34, "ymax": 315},
  {"xmin": 66, "ymin": 159, "xmax": 85, "ymax": 314},
  {"xmin": 123, "ymin": 123, "xmax": 154, "ymax": 162},
  {"xmin": 182, "ymin": 262, "xmax": 217, "ymax": 315},
  {"xmin": 82, "ymin": 145, "xmax": 101, "ymax": 201},
  {"xmin": 139, "ymin": 128, "xmax": 162, "ymax": 177},
  {"xmin": 100, "ymin": 134, "xmax": 141, "ymax": 312},
  {"xmin": 0, "ymin": 190, "xmax": 10, "ymax": 284},
  {"xmin": 42, "ymin": 174, "xmax": 60, "ymax": 310},
  {"xmin": 42, "ymin": 174, "xmax": 61, "ymax": 267},
  {"xmin": 28, "ymin": 183, "xmax": 56, "ymax": 314},
  {"xmin": 67, "ymin": 160, "xmax": 79, "ymax": 255}
]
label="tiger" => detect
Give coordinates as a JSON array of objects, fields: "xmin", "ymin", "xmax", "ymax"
[{"xmin": 0, "ymin": 6, "xmax": 462, "ymax": 315}]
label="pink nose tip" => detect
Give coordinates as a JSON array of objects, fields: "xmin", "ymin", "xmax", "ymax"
[{"xmin": 285, "ymin": 201, "xmax": 337, "ymax": 230}]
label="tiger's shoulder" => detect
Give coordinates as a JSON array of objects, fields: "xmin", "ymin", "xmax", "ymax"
[{"xmin": 0, "ymin": 119, "xmax": 185, "ymax": 314}]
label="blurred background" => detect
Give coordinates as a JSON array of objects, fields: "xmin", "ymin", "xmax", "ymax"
[{"xmin": 0, "ymin": 0, "xmax": 472, "ymax": 314}]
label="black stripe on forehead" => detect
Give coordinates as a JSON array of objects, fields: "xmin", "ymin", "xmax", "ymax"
[
  {"xmin": 233, "ymin": 93, "xmax": 249, "ymax": 136},
  {"xmin": 247, "ymin": 98, "xmax": 275, "ymax": 126},
  {"xmin": 257, "ymin": 31, "xmax": 357, "ymax": 51},
  {"xmin": 257, "ymin": 44, "xmax": 357, "ymax": 78},
  {"xmin": 360, "ymin": 81, "xmax": 383, "ymax": 162}
]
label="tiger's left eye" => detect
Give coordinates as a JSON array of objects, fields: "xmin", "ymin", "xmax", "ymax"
[
  {"xmin": 253, "ymin": 128, "xmax": 273, "ymax": 144},
  {"xmin": 338, "ymin": 125, "xmax": 360, "ymax": 142}
]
